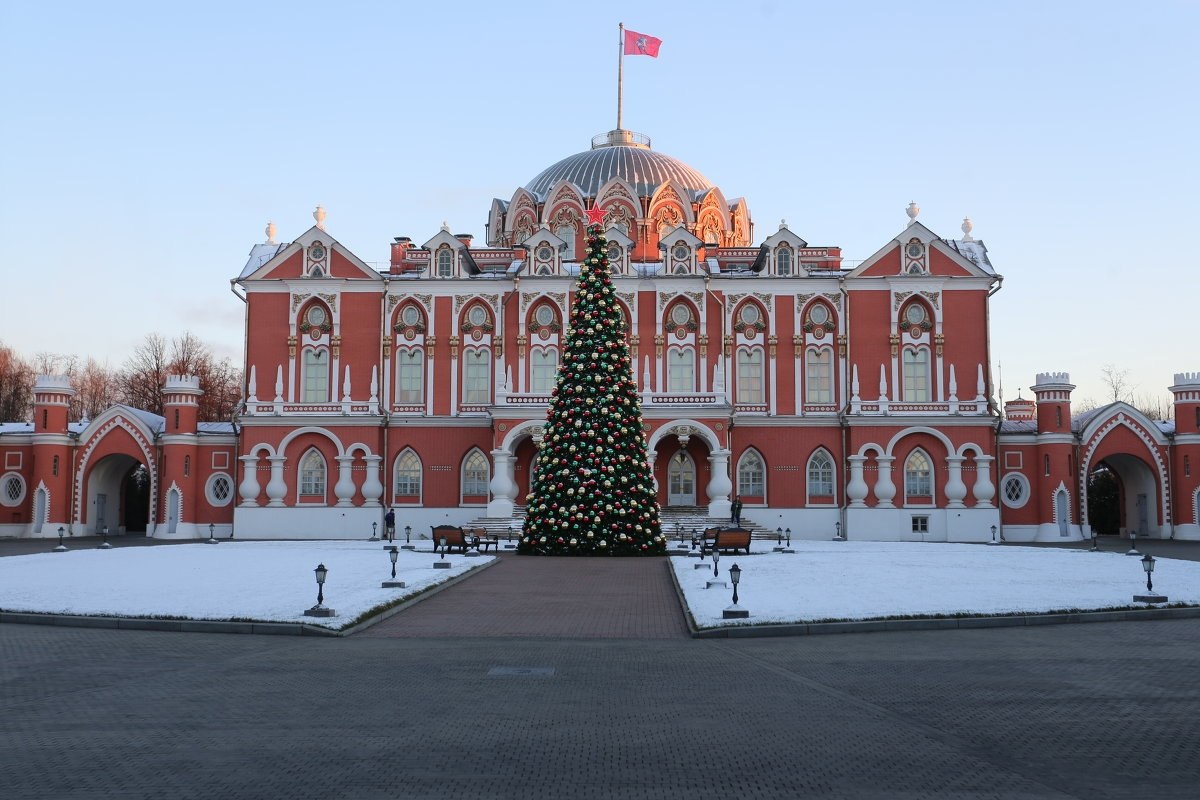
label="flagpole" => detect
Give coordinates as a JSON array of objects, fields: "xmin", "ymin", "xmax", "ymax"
[{"xmin": 617, "ymin": 22, "xmax": 624, "ymax": 130}]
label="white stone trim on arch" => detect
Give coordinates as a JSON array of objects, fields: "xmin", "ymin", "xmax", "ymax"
[
  {"xmin": 277, "ymin": 426, "xmax": 347, "ymax": 458},
  {"xmin": 460, "ymin": 447, "xmax": 490, "ymax": 505},
  {"xmin": 392, "ymin": 447, "xmax": 423, "ymax": 506},
  {"xmin": 645, "ymin": 419, "xmax": 722, "ymax": 454},
  {"xmin": 805, "ymin": 448, "xmax": 838, "ymax": 505},
  {"xmin": 33, "ymin": 480, "xmax": 50, "ymax": 533},
  {"xmin": 1078, "ymin": 408, "xmax": 1172, "ymax": 528},
  {"xmin": 884, "ymin": 425, "xmax": 955, "ymax": 458},
  {"xmin": 74, "ymin": 412, "xmax": 159, "ymax": 529},
  {"xmin": 164, "ymin": 482, "xmax": 183, "ymax": 535},
  {"xmin": 735, "ymin": 447, "xmax": 767, "ymax": 503},
  {"xmin": 499, "ymin": 419, "xmax": 552, "ymax": 454},
  {"xmin": 1052, "ymin": 482, "xmax": 1072, "ymax": 524}
]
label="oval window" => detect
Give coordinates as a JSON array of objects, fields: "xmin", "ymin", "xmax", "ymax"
[
  {"xmin": 537, "ymin": 245, "xmax": 554, "ymax": 262},
  {"xmin": 672, "ymin": 245, "xmax": 689, "ymax": 261},
  {"xmin": 906, "ymin": 242, "xmax": 924, "ymax": 259},
  {"xmin": 401, "ymin": 306, "xmax": 420, "ymax": 326},
  {"xmin": 535, "ymin": 305, "xmax": 555, "ymax": 327},
  {"xmin": 468, "ymin": 306, "xmax": 488, "ymax": 326},
  {"xmin": 670, "ymin": 305, "xmax": 691, "ymax": 326},
  {"xmin": 306, "ymin": 306, "xmax": 327, "ymax": 327},
  {"xmin": 739, "ymin": 304, "xmax": 760, "ymax": 326},
  {"xmin": 809, "ymin": 304, "xmax": 829, "ymax": 326},
  {"xmin": 905, "ymin": 304, "xmax": 926, "ymax": 326},
  {"xmin": 606, "ymin": 243, "xmax": 621, "ymax": 262}
]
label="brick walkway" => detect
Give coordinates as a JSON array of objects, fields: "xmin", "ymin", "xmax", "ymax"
[{"xmin": 362, "ymin": 554, "xmax": 689, "ymax": 639}]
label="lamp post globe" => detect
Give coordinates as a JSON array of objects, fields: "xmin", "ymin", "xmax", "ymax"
[
  {"xmin": 439, "ymin": 536, "xmax": 447, "ymax": 560},
  {"xmin": 313, "ymin": 563, "xmax": 328, "ymax": 607},
  {"xmin": 712, "ymin": 546, "xmax": 720, "ymax": 578},
  {"xmin": 729, "ymin": 562, "xmax": 741, "ymax": 605},
  {"xmin": 405, "ymin": 525, "xmax": 411, "ymax": 543},
  {"xmin": 54, "ymin": 526, "xmax": 67, "ymax": 552},
  {"xmin": 389, "ymin": 546, "xmax": 399, "ymax": 579},
  {"xmin": 1141, "ymin": 553, "xmax": 1156, "ymax": 593},
  {"xmin": 785, "ymin": 528, "xmax": 791, "ymax": 546}
]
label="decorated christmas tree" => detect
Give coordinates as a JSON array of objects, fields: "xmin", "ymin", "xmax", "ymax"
[{"xmin": 518, "ymin": 209, "xmax": 665, "ymax": 556}]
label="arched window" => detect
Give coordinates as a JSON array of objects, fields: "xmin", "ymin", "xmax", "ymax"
[
  {"xmin": 902, "ymin": 348, "xmax": 930, "ymax": 402},
  {"xmin": 807, "ymin": 449, "xmax": 835, "ymax": 500},
  {"xmin": 667, "ymin": 348, "xmax": 695, "ymax": 392},
  {"xmin": 299, "ymin": 449, "xmax": 327, "ymax": 499},
  {"xmin": 394, "ymin": 449, "xmax": 422, "ymax": 502},
  {"xmin": 302, "ymin": 348, "xmax": 329, "ymax": 402},
  {"xmin": 736, "ymin": 347, "xmax": 764, "ymax": 403},
  {"xmin": 396, "ymin": 349, "xmax": 424, "ymax": 404},
  {"xmin": 436, "ymin": 247, "xmax": 454, "ymax": 277},
  {"xmin": 776, "ymin": 246, "xmax": 792, "ymax": 276},
  {"xmin": 462, "ymin": 450, "xmax": 490, "ymax": 499},
  {"xmin": 904, "ymin": 450, "xmax": 933, "ymax": 501},
  {"xmin": 737, "ymin": 450, "xmax": 765, "ymax": 498},
  {"xmin": 530, "ymin": 348, "xmax": 558, "ymax": 393},
  {"xmin": 806, "ymin": 348, "xmax": 833, "ymax": 403},
  {"xmin": 463, "ymin": 349, "xmax": 491, "ymax": 404},
  {"xmin": 183, "ymin": 455, "xmax": 190, "ymax": 477},
  {"xmin": 555, "ymin": 225, "xmax": 576, "ymax": 261}
]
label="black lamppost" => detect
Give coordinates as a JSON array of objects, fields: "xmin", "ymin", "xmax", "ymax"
[
  {"xmin": 304, "ymin": 563, "xmax": 335, "ymax": 617},
  {"xmin": 402, "ymin": 525, "xmax": 414, "ymax": 550},
  {"xmin": 988, "ymin": 524, "xmax": 999, "ymax": 546},
  {"xmin": 1090, "ymin": 527, "xmax": 1099, "ymax": 551},
  {"xmin": 712, "ymin": 545, "xmax": 720, "ymax": 578},
  {"xmin": 834, "ymin": 521, "xmax": 843, "ymax": 541},
  {"xmin": 776, "ymin": 526, "xmax": 783, "ymax": 543},
  {"xmin": 1126, "ymin": 530, "xmax": 1140, "ymax": 556},
  {"xmin": 206, "ymin": 522, "xmax": 218, "ymax": 545},
  {"xmin": 434, "ymin": 536, "xmax": 450, "ymax": 569},
  {"xmin": 722, "ymin": 563, "xmax": 749, "ymax": 619},
  {"xmin": 371, "ymin": 521, "xmax": 379, "ymax": 541},
  {"xmin": 676, "ymin": 522, "xmax": 683, "ymax": 544},
  {"xmin": 1135, "ymin": 553, "xmax": 1168, "ymax": 603},
  {"xmin": 785, "ymin": 528, "xmax": 791, "ymax": 547},
  {"xmin": 99, "ymin": 525, "xmax": 113, "ymax": 549},
  {"xmin": 389, "ymin": 547, "xmax": 399, "ymax": 580},
  {"xmin": 54, "ymin": 526, "xmax": 68, "ymax": 552}
]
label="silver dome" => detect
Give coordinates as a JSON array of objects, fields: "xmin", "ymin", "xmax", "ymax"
[{"xmin": 525, "ymin": 130, "xmax": 713, "ymax": 200}]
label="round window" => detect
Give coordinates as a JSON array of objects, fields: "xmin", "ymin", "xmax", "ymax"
[
  {"xmin": 1, "ymin": 473, "xmax": 25, "ymax": 506},
  {"xmin": 401, "ymin": 306, "xmax": 420, "ymax": 326},
  {"xmin": 906, "ymin": 242, "xmax": 924, "ymax": 259},
  {"xmin": 672, "ymin": 245, "xmax": 689, "ymax": 261},
  {"xmin": 206, "ymin": 473, "xmax": 234, "ymax": 507},
  {"xmin": 306, "ymin": 305, "xmax": 327, "ymax": 327},
  {"xmin": 809, "ymin": 304, "xmax": 829, "ymax": 326},
  {"xmin": 905, "ymin": 304, "xmax": 926, "ymax": 326},
  {"xmin": 739, "ymin": 304, "xmax": 760, "ymax": 326},
  {"xmin": 670, "ymin": 305, "xmax": 691, "ymax": 326},
  {"xmin": 1001, "ymin": 473, "xmax": 1030, "ymax": 509},
  {"xmin": 468, "ymin": 306, "xmax": 487, "ymax": 326},
  {"xmin": 537, "ymin": 245, "xmax": 554, "ymax": 262},
  {"xmin": 535, "ymin": 305, "xmax": 555, "ymax": 327},
  {"xmin": 310, "ymin": 244, "xmax": 326, "ymax": 261},
  {"xmin": 606, "ymin": 243, "xmax": 621, "ymax": 261}
]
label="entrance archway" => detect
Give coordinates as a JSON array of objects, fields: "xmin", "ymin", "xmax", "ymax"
[
  {"xmin": 85, "ymin": 454, "xmax": 151, "ymax": 535},
  {"xmin": 1087, "ymin": 454, "xmax": 1159, "ymax": 537},
  {"xmin": 667, "ymin": 451, "xmax": 697, "ymax": 506}
]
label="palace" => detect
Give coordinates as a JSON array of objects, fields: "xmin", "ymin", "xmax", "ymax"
[{"xmin": 2, "ymin": 129, "xmax": 1198, "ymax": 542}]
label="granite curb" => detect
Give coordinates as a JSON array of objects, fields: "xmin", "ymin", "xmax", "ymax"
[{"xmin": 0, "ymin": 557, "xmax": 499, "ymax": 638}]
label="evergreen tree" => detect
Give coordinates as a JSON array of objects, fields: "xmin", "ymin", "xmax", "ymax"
[{"xmin": 518, "ymin": 212, "xmax": 665, "ymax": 556}]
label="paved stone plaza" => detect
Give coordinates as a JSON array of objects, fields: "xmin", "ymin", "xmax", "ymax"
[{"xmin": 3, "ymin": 588, "xmax": 1199, "ymax": 798}]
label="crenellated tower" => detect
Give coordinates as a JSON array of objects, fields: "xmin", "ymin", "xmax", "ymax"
[
  {"xmin": 160, "ymin": 375, "xmax": 203, "ymax": 538},
  {"xmin": 1032, "ymin": 372, "xmax": 1080, "ymax": 538},
  {"xmin": 30, "ymin": 375, "xmax": 77, "ymax": 534}
]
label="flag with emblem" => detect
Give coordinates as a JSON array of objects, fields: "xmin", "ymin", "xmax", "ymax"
[{"xmin": 623, "ymin": 29, "xmax": 662, "ymax": 57}]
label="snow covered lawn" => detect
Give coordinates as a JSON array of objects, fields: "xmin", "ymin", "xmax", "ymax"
[
  {"xmin": 674, "ymin": 542, "xmax": 1200, "ymax": 629},
  {"xmin": 0, "ymin": 542, "xmax": 494, "ymax": 630}
]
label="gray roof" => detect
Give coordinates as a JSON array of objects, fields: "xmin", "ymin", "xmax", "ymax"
[
  {"xmin": 239, "ymin": 242, "xmax": 287, "ymax": 279},
  {"xmin": 943, "ymin": 239, "xmax": 995, "ymax": 275},
  {"xmin": 525, "ymin": 141, "xmax": 713, "ymax": 201}
]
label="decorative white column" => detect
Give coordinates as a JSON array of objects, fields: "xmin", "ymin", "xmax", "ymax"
[
  {"xmin": 238, "ymin": 455, "xmax": 261, "ymax": 506},
  {"xmin": 878, "ymin": 365, "xmax": 889, "ymax": 414},
  {"xmin": 246, "ymin": 366, "xmax": 258, "ymax": 415},
  {"xmin": 362, "ymin": 455, "xmax": 384, "ymax": 506},
  {"xmin": 945, "ymin": 455, "xmax": 968, "ymax": 508},
  {"xmin": 873, "ymin": 456, "xmax": 896, "ymax": 508},
  {"xmin": 972, "ymin": 455, "xmax": 996, "ymax": 507},
  {"xmin": 265, "ymin": 456, "xmax": 287, "ymax": 507},
  {"xmin": 847, "ymin": 455, "xmax": 869, "ymax": 507},
  {"xmin": 487, "ymin": 449, "xmax": 517, "ymax": 517},
  {"xmin": 706, "ymin": 449, "xmax": 733, "ymax": 518},
  {"xmin": 334, "ymin": 455, "xmax": 356, "ymax": 506},
  {"xmin": 647, "ymin": 450, "xmax": 659, "ymax": 491}
]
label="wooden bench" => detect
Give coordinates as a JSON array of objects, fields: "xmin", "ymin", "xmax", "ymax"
[
  {"xmin": 713, "ymin": 527, "xmax": 752, "ymax": 555},
  {"xmin": 463, "ymin": 527, "xmax": 499, "ymax": 554},
  {"xmin": 431, "ymin": 525, "xmax": 470, "ymax": 554},
  {"xmin": 695, "ymin": 527, "xmax": 719, "ymax": 555}
]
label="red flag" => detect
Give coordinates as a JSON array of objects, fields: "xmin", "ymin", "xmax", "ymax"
[{"xmin": 623, "ymin": 29, "xmax": 662, "ymax": 57}]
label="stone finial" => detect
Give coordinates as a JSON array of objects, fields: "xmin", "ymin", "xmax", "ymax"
[
  {"xmin": 779, "ymin": 218, "xmax": 788, "ymax": 230},
  {"xmin": 961, "ymin": 217, "xmax": 974, "ymax": 242},
  {"xmin": 313, "ymin": 205, "xmax": 326, "ymax": 230},
  {"xmin": 441, "ymin": 220, "xmax": 451, "ymax": 232},
  {"xmin": 266, "ymin": 221, "xmax": 277, "ymax": 244},
  {"xmin": 906, "ymin": 201, "xmax": 920, "ymax": 225}
]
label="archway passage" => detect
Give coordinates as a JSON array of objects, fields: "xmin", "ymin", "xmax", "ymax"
[
  {"xmin": 85, "ymin": 454, "xmax": 151, "ymax": 534},
  {"xmin": 1087, "ymin": 454, "xmax": 1159, "ymax": 538}
]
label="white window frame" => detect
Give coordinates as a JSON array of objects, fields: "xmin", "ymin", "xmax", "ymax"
[
  {"xmin": 0, "ymin": 472, "xmax": 26, "ymax": 507},
  {"xmin": 393, "ymin": 449, "xmax": 422, "ymax": 504},
  {"xmin": 529, "ymin": 347, "xmax": 558, "ymax": 394},
  {"xmin": 301, "ymin": 347, "xmax": 330, "ymax": 403},
  {"xmin": 666, "ymin": 347, "xmax": 695, "ymax": 393},
  {"xmin": 902, "ymin": 347, "xmax": 931, "ymax": 402},
  {"xmin": 776, "ymin": 246, "xmax": 792, "ymax": 276},
  {"xmin": 806, "ymin": 449, "xmax": 836, "ymax": 502},
  {"xmin": 396, "ymin": 348, "xmax": 424, "ymax": 404},
  {"xmin": 462, "ymin": 349, "xmax": 491, "ymax": 405},
  {"xmin": 555, "ymin": 225, "xmax": 576, "ymax": 261},
  {"xmin": 436, "ymin": 247, "xmax": 454, "ymax": 277},
  {"xmin": 737, "ymin": 449, "xmax": 765, "ymax": 498},
  {"xmin": 205, "ymin": 472, "xmax": 234, "ymax": 507},
  {"xmin": 298, "ymin": 448, "xmax": 327, "ymax": 502},
  {"xmin": 736, "ymin": 346, "xmax": 764, "ymax": 404},
  {"xmin": 904, "ymin": 449, "xmax": 934, "ymax": 502},
  {"xmin": 1000, "ymin": 472, "xmax": 1030, "ymax": 509},
  {"xmin": 461, "ymin": 449, "xmax": 490, "ymax": 502},
  {"xmin": 805, "ymin": 347, "xmax": 833, "ymax": 404}
]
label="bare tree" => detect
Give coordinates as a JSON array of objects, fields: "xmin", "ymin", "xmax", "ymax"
[
  {"xmin": 0, "ymin": 341, "xmax": 35, "ymax": 422},
  {"xmin": 73, "ymin": 358, "xmax": 122, "ymax": 419},
  {"xmin": 1100, "ymin": 364, "xmax": 1133, "ymax": 404},
  {"xmin": 120, "ymin": 333, "xmax": 171, "ymax": 415}
]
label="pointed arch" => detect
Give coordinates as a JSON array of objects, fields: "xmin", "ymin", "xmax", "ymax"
[
  {"xmin": 32, "ymin": 482, "xmax": 48, "ymax": 533},
  {"xmin": 393, "ymin": 447, "xmax": 422, "ymax": 505},
  {"xmin": 298, "ymin": 447, "xmax": 327, "ymax": 503},
  {"xmin": 904, "ymin": 448, "xmax": 934, "ymax": 503},
  {"xmin": 736, "ymin": 448, "xmax": 766, "ymax": 501},
  {"xmin": 461, "ymin": 448, "xmax": 490, "ymax": 504},
  {"xmin": 165, "ymin": 484, "xmax": 181, "ymax": 535},
  {"xmin": 807, "ymin": 448, "xmax": 837, "ymax": 504}
]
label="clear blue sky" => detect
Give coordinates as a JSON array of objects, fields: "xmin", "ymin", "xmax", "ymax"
[{"xmin": 2, "ymin": 1, "xmax": 1196, "ymax": 408}]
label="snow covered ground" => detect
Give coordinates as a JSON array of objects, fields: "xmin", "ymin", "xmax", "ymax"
[
  {"xmin": 674, "ymin": 542, "xmax": 1200, "ymax": 629},
  {"xmin": 0, "ymin": 542, "xmax": 493, "ymax": 630}
]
